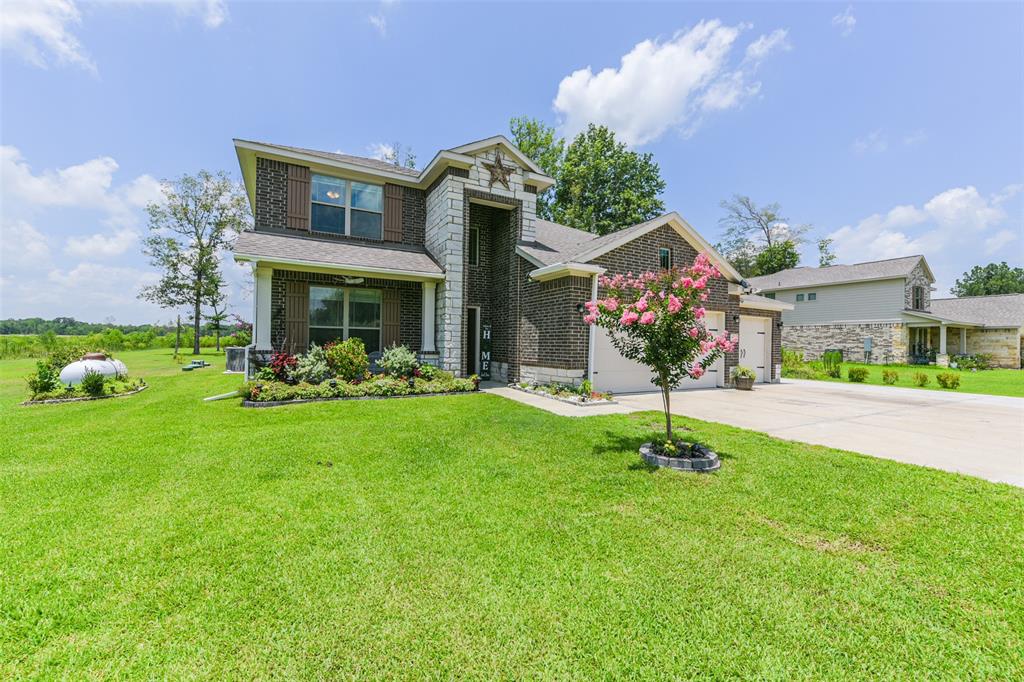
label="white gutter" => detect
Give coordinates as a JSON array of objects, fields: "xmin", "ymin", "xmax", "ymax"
[
  {"xmin": 739, "ymin": 295, "xmax": 794, "ymax": 312},
  {"xmin": 528, "ymin": 261, "xmax": 606, "ymax": 282}
]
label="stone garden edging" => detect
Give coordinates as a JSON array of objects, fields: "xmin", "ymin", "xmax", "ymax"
[
  {"xmin": 21, "ymin": 383, "xmax": 148, "ymax": 406},
  {"xmin": 510, "ymin": 385, "xmax": 617, "ymax": 407},
  {"xmin": 639, "ymin": 442, "xmax": 721, "ymax": 472},
  {"xmin": 242, "ymin": 389, "xmax": 477, "ymax": 408}
]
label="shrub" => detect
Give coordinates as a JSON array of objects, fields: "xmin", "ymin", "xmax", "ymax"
[
  {"xmin": 882, "ymin": 369, "xmax": 899, "ymax": 385},
  {"xmin": 378, "ymin": 344, "xmax": 418, "ymax": 378},
  {"xmin": 822, "ymin": 350, "xmax": 843, "ymax": 378},
  {"xmin": 847, "ymin": 367, "xmax": 869, "ymax": 383},
  {"xmin": 936, "ymin": 372, "xmax": 960, "ymax": 390},
  {"xmin": 291, "ymin": 344, "xmax": 332, "ymax": 385},
  {"xmin": 45, "ymin": 344, "xmax": 87, "ymax": 373},
  {"xmin": 268, "ymin": 351, "xmax": 298, "ymax": 382},
  {"xmin": 416, "ymin": 363, "xmax": 440, "ymax": 381},
  {"xmin": 781, "ymin": 347, "xmax": 805, "ymax": 371},
  {"xmin": 913, "ymin": 372, "xmax": 929, "ymax": 387},
  {"xmin": 243, "ymin": 373, "xmax": 477, "ymax": 403},
  {"xmin": 26, "ymin": 360, "xmax": 61, "ymax": 395},
  {"xmin": 578, "ymin": 379, "xmax": 593, "ymax": 396},
  {"xmin": 80, "ymin": 369, "xmax": 106, "ymax": 397},
  {"xmin": 324, "ymin": 338, "xmax": 369, "ymax": 382}
]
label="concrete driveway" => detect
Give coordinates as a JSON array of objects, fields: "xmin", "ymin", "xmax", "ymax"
[{"xmin": 615, "ymin": 380, "xmax": 1024, "ymax": 487}]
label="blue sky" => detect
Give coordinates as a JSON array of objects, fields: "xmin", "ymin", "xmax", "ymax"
[{"xmin": 2, "ymin": 0, "xmax": 1021, "ymax": 324}]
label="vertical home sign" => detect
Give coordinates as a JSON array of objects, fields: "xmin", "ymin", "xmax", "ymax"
[{"xmin": 480, "ymin": 323, "xmax": 492, "ymax": 380}]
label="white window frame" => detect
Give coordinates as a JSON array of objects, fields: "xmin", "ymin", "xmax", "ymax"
[
  {"xmin": 658, "ymin": 247, "xmax": 672, "ymax": 270},
  {"xmin": 796, "ymin": 293, "xmax": 805, "ymax": 302},
  {"xmin": 310, "ymin": 174, "xmax": 384, "ymax": 239},
  {"xmin": 308, "ymin": 286, "xmax": 383, "ymax": 351},
  {"xmin": 807, "ymin": 293, "xmax": 816, "ymax": 301}
]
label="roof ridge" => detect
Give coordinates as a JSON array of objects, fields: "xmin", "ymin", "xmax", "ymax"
[{"xmin": 933, "ymin": 293, "xmax": 1024, "ymax": 301}]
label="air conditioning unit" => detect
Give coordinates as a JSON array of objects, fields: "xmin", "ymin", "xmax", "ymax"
[{"xmin": 224, "ymin": 346, "xmax": 247, "ymax": 374}]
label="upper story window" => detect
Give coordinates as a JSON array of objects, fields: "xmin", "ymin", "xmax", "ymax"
[
  {"xmin": 763, "ymin": 292, "xmax": 776, "ymax": 300},
  {"xmin": 807, "ymin": 293, "xmax": 817, "ymax": 301},
  {"xmin": 311, "ymin": 174, "xmax": 383, "ymax": 239},
  {"xmin": 659, "ymin": 247, "xmax": 672, "ymax": 270},
  {"xmin": 796, "ymin": 293, "xmax": 805, "ymax": 302},
  {"xmin": 912, "ymin": 285, "xmax": 925, "ymax": 310}
]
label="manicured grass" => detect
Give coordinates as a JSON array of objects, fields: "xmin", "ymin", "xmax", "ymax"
[
  {"xmin": 1, "ymin": 350, "xmax": 1021, "ymax": 678},
  {"xmin": 789, "ymin": 361, "xmax": 1024, "ymax": 398}
]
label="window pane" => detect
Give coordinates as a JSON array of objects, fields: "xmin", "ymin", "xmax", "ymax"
[
  {"xmin": 311, "ymin": 203, "xmax": 345, "ymax": 234},
  {"xmin": 310, "ymin": 327, "xmax": 345, "ymax": 346},
  {"xmin": 351, "ymin": 210, "xmax": 382, "ymax": 239},
  {"xmin": 309, "ymin": 286, "xmax": 344, "ymax": 327},
  {"xmin": 349, "ymin": 289, "xmax": 381, "ymax": 328},
  {"xmin": 808, "ymin": 293, "xmax": 816, "ymax": 301},
  {"xmin": 312, "ymin": 175, "xmax": 346, "ymax": 205},
  {"xmin": 796, "ymin": 294, "xmax": 804, "ymax": 301},
  {"xmin": 348, "ymin": 328, "xmax": 380, "ymax": 353},
  {"xmin": 351, "ymin": 182, "xmax": 383, "ymax": 211},
  {"xmin": 469, "ymin": 227, "xmax": 479, "ymax": 266},
  {"xmin": 659, "ymin": 248, "xmax": 671, "ymax": 269},
  {"xmin": 764, "ymin": 292, "xmax": 775, "ymax": 299}
]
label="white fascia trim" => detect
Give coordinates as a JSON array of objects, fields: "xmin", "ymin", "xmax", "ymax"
[
  {"xmin": 569, "ymin": 212, "xmax": 744, "ymax": 284},
  {"xmin": 233, "ymin": 253, "xmax": 446, "ymax": 282},
  {"xmin": 529, "ymin": 261, "xmax": 606, "ymax": 282},
  {"xmin": 740, "ymin": 295, "xmax": 794, "ymax": 311},
  {"xmin": 750, "ymin": 275, "xmax": 906, "ymax": 293},
  {"xmin": 522, "ymin": 171, "xmax": 555, "ymax": 192},
  {"xmin": 449, "ymin": 135, "xmax": 547, "ymax": 175},
  {"xmin": 416, "ymin": 150, "xmax": 475, "ymax": 187},
  {"xmin": 901, "ymin": 310, "xmax": 979, "ymax": 327},
  {"xmin": 514, "ymin": 245, "xmax": 546, "ymax": 268}
]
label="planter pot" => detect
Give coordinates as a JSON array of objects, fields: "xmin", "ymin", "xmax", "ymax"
[
  {"xmin": 734, "ymin": 376, "xmax": 755, "ymax": 391},
  {"xmin": 639, "ymin": 443, "xmax": 720, "ymax": 472}
]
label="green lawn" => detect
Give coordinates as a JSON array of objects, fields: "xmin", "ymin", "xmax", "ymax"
[
  {"xmin": 1, "ymin": 350, "xmax": 1022, "ymax": 678},
  {"xmin": 788, "ymin": 361, "xmax": 1024, "ymax": 398}
]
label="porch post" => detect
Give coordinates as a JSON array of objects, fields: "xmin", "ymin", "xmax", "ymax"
[
  {"xmin": 960, "ymin": 327, "xmax": 967, "ymax": 353},
  {"xmin": 937, "ymin": 323, "xmax": 948, "ymax": 367},
  {"xmin": 254, "ymin": 265, "xmax": 273, "ymax": 350},
  {"xmin": 421, "ymin": 281, "xmax": 437, "ymax": 353}
]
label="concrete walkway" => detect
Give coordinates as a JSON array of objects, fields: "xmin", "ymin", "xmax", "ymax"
[{"xmin": 485, "ymin": 380, "xmax": 1024, "ymax": 487}]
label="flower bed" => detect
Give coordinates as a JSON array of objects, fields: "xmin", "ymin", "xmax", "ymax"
[
  {"xmin": 640, "ymin": 440, "xmax": 720, "ymax": 472},
  {"xmin": 242, "ymin": 374, "xmax": 477, "ymax": 406},
  {"xmin": 23, "ymin": 350, "xmax": 145, "ymax": 404},
  {"xmin": 512, "ymin": 380, "xmax": 615, "ymax": 407},
  {"xmin": 23, "ymin": 379, "xmax": 147, "ymax": 405}
]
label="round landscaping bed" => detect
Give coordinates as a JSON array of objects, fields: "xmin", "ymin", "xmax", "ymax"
[
  {"xmin": 639, "ymin": 441, "xmax": 721, "ymax": 472},
  {"xmin": 21, "ymin": 383, "xmax": 148, "ymax": 406}
]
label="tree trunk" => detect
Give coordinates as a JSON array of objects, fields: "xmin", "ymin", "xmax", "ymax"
[
  {"xmin": 175, "ymin": 315, "xmax": 181, "ymax": 356},
  {"xmin": 660, "ymin": 373, "xmax": 673, "ymax": 442},
  {"xmin": 192, "ymin": 298, "xmax": 201, "ymax": 355},
  {"xmin": 216, "ymin": 328, "xmax": 221, "ymax": 352}
]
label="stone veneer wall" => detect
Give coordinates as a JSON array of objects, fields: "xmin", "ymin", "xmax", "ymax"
[
  {"xmin": 965, "ymin": 327, "xmax": 1023, "ymax": 368},
  {"xmin": 904, "ymin": 261, "xmax": 932, "ymax": 311},
  {"xmin": 269, "ymin": 269, "xmax": 422, "ymax": 352},
  {"xmin": 424, "ymin": 170, "xmax": 469, "ymax": 373},
  {"xmin": 255, "ymin": 157, "xmax": 287, "ymax": 229},
  {"xmin": 782, "ymin": 322, "xmax": 907, "ymax": 364}
]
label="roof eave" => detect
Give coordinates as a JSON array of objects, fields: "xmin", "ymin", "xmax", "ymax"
[
  {"xmin": 528, "ymin": 261, "xmax": 606, "ymax": 282},
  {"xmin": 233, "ymin": 252, "xmax": 446, "ymax": 282}
]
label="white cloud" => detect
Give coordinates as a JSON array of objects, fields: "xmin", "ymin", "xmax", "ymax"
[
  {"xmin": 166, "ymin": 0, "xmax": 229, "ymax": 29},
  {"xmin": 368, "ymin": 13, "xmax": 386, "ymax": 37},
  {"xmin": 829, "ymin": 185, "xmax": 1014, "ymax": 265},
  {"xmin": 852, "ymin": 130, "xmax": 887, "ymax": 155},
  {"xmin": 0, "ymin": 262, "xmax": 161, "ymax": 320},
  {"xmin": 64, "ymin": 228, "xmax": 138, "ymax": 258},
  {"xmin": 984, "ymin": 229, "xmax": 1018, "ymax": 256},
  {"xmin": 832, "ymin": 6, "xmax": 856, "ymax": 37},
  {"xmin": 367, "ymin": 142, "xmax": 395, "ymax": 161},
  {"xmin": 552, "ymin": 20, "xmax": 790, "ymax": 146},
  {"xmin": 1, "ymin": 219, "xmax": 52, "ymax": 271},
  {"xmin": 903, "ymin": 129, "xmax": 927, "ymax": 146},
  {"xmin": 0, "ymin": 0, "xmax": 95, "ymax": 73},
  {"xmin": 992, "ymin": 183, "xmax": 1023, "ymax": 205}
]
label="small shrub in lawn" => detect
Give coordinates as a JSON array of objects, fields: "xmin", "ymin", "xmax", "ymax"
[
  {"xmin": 378, "ymin": 344, "xmax": 418, "ymax": 378},
  {"xmin": 822, "ymin": 350, "xmax": 843, "ymax": 378},
  {"xmin": 26, "ymin": 360, "xmax": 61, "ymax": 396},
  {"xmin": 324, "ymin": 338, "xmax": 369, "ymax": 382},
  {"xmin": 80, "ymin": 369, "xmax": 106, "ymax": 397},
  {"xmin": 847, "ymin": 367, "xmax": 869, "ymax": 383},
  {"xmin": 882, "ymin": 369, "xmax": 899, "ymax": 385},
  {"xmin": 914, "ymin": 372, "xmax": 930, "ymax": 387},
  {"xmin": 936, "ymin": 372, "xmax": 960, "ymax": 390}
]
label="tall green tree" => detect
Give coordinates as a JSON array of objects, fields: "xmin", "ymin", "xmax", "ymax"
[
  {"xmin": 139, "ymin": 171, "xmax": 249, "ymax": 355},
  {"xmin": 510, "ymin": 119, "xmax": 665, "ymax": 235},
  {"xmin": 509, "ymin": 116, "xmax": 564, "ymax": 220},
  {"xmin": 817, "ymin": 237, "xmax": 837, "ymax": 267},
  {"xmin": 951, "ymin": 262, "xmax": 1024, "ymax": 297},
  {"xmin": 753, "ymin": 240, "xmax": 801, "ymax": 276},
  {"xmin": 718, "ymin": 195, "xmax": 810, "ymax": 277}
]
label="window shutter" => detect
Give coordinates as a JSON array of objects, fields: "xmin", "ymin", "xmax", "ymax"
[
  {"xmin": 286, "ymin": 165, "xmax": 311, "ymax": 230},
  {"xmin": 382, "ymin": 289, "xmax": 400, "ymax": 348},
  {"xmin": 284, "ymin": 281, "xmax": 309, "ymax": 353},
  {"xmin": 383, "ymin": 184, "xmax": 403, "ymax": 242}
]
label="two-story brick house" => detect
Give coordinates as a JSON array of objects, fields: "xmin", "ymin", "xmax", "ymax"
[{"xmin": 232, "ymin": 135, "xmax": 791, "ymax": 392}]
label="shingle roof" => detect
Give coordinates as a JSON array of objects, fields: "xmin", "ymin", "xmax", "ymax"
[
  {"xmin": 747, "ymin": 255, "xmax": 926, "ymax": 290},
  {"xmin": 234, "ymin": 230, "xmax": 443, "ymax": 276},
  {"xmin": 518, "ymin": 220, "xmax": 599, "ymax": 265},
  {"xmin": 236, "ymin": 139, "xmax": 421, "ymax": 177},
  {"xmin": 928, "ymin": 294, "xmax": 1024, "ymax": 328}
]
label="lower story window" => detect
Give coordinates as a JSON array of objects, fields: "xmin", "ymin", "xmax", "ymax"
[{"xmin": 308, "ymin": 286, "xmax": 382, "ymax": 351}]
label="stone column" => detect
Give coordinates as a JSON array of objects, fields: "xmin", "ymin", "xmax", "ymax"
[
  {"xmin": 254, "ymin": 265, "xmax": 273, "ymax": 350},
  {"xmin": 421, "ymin": 281, "xmax": 437, "ymax": 353}
]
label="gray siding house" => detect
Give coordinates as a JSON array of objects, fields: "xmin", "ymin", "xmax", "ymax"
[
  {"xmin": 230, "ymin": 135, "xmax": 790, "ymax": 392},
  {"xmin": 748, "ymin": 256, "xmax": 1024, "ymax": 368}
]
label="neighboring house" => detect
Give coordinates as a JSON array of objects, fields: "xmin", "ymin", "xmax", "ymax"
[
  {"xmin": 231, "ymin": 135, "xmax": 791, "ymax": 393},
  {"xmin": 748, "ymin": 255, "xmax": 1024, "ymax": 368}
]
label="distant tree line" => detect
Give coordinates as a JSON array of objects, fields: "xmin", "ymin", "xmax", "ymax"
[{"xmin": 0, "ymin": 317, "xmax": 246, "ymax": 337}]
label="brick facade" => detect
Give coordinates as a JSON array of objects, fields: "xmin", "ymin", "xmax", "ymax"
[
  {"xmin": 255, "ymin": 157, "xmax": 287, "ymax": 229},
  {"xmin": 269, "ymin": 269, "xmax": 422, "ymax": 352},
  {"xmin": 520, "ymin": 270, "xmax": 592, "ymax": 370}
]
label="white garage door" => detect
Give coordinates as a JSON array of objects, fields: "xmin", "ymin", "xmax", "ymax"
[
  {"xmin": 591, "ymin": 311, "xmax": 725, "ymax": 394},
  {"xmin": 738, "ymin": 316, "xmax": 768, "ymax": 383}
]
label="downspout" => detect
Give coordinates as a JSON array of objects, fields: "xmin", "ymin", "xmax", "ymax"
[{"xmin": 587, "ymin": 273, "xmax": 598, "ymax": 384}]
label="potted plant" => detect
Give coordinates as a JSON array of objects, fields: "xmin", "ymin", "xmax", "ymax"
[
  {"xmin": 583, "ymin": 254, "xmax": 735, "ymax": 470},
  {"xmin": 732, "ymin": 365, "xmax": 756, "ymax": 390}
]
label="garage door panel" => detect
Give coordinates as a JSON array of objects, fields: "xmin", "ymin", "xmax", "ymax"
[{"xmin": 739, "ymin": 316, "xmax": 768, "ymax": 383}]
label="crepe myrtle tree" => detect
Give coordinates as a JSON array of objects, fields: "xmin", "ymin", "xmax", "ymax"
[{"xmin": 583, "ymin": 254, "xmax": 736, "ymax": 443}]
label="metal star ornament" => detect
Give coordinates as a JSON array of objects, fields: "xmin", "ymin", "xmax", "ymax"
[{"xmin": 482, "ymin": 150, "xmax": 514, "ymax": 189}]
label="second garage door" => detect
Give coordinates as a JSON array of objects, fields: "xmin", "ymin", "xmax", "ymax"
[{"xmin": 591, "ymin": 311, "xmax": 725, "ymax": 394}]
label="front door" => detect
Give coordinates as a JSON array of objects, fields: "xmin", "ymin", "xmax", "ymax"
[{"xmin": 466, "ymin": 307, "xmax": 479, "ymax": 375}]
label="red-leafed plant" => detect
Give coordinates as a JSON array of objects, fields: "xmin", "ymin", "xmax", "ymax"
[{"xmin": 268, "ymin": 351, "xmax": 298, "ymax": 382}]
